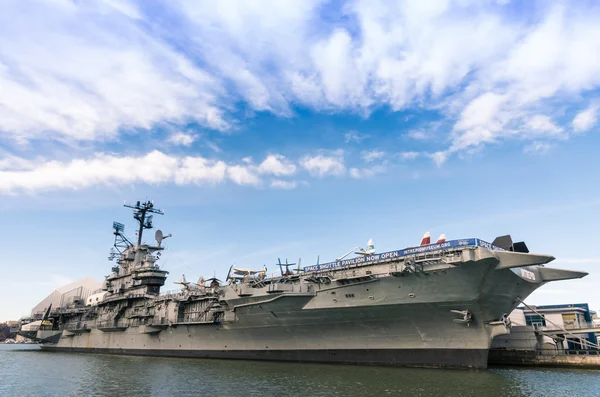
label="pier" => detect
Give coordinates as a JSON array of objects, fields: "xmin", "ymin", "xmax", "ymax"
[{"xmin": 490, "ymin": 303, "xmax": 600, "ymax": 368}]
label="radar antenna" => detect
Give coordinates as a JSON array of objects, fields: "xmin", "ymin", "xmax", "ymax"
[{"xmin": 109, "ymin": 221, "xmax": 132, "ymax": 261}]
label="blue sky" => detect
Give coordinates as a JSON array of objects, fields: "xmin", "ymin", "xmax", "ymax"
[{"xmin": 1, "ymin": 0, "xmax": 599, "ymax": 321}]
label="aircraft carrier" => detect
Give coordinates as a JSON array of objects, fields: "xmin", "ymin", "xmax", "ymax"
[{"xmin": 21, "ymin": 200, "xmax": 588, "ymax": 368}]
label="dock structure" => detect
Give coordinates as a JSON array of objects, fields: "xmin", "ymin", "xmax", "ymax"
[{"xmin": 490, "ymin": 303, "xmax": 600, "ymax": 368}]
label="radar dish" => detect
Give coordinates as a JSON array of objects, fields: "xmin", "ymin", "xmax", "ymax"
[{"xmin": 155, "ymin": 229, "xmax": 164, "ymax": 245}]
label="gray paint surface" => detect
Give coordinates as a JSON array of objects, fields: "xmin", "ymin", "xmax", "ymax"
[{"xmin": 30, "ymin": 242, "xmax": 585, "ymax": 369}]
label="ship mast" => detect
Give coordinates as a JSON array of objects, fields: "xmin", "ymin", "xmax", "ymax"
[
  {"xmin": 124, "ymin": 200, "xmax": 164, "ymax": 246},
  {"xmin": 105, "ymin": 200, "xmax": 170, "ymax": 297}
]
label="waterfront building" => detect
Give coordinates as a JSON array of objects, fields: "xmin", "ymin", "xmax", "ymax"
[
  {"xmin": 492, "ymin": 303, "xmax": 600, "ymax": 353},
  {"xmin": 6, "ymin": 320, "xmax": 20, "ymax": 333}
]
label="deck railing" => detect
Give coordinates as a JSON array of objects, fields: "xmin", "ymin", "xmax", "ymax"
[
  {"xmin": 536, "ymin": 321, "xmax": 600, "ymax": 332},
  {"xmin": 536, "ymin": 348, "xmax": 600, "ymax": 356}
]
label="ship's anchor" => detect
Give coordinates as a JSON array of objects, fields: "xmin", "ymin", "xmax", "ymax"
[
  {"xmin": 485, "ymin": 313, "xmax": 512, "ymax": 328},
  {"xmin": 501, "ymin": 313, "xmax": 511, "ymax": 328},
  {"xmin": 451, "ymin": 309, "xmax": 472, "ymax": 326}
]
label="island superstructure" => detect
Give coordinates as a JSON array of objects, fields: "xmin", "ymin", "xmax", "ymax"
[{"xmin": 22, "ymin": 200, "xmax": 588, "ymax": 368}]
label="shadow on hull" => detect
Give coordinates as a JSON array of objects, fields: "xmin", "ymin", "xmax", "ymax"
[{"xmin": 39, "ymin": 346, "xmax": 489, "ymax": 369}]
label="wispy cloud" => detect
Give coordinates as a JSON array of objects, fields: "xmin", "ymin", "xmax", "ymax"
[
  {"xmin": 400, "ymin": 151, "xmax": 419, "ymax": 160},
  {"xmin": 406, "ymin": 130, "xmax": 429, "ymax": 141},
  {"xmin": 1, "ymin": 1, "xmax": 599, "ymax": 164},
  {"xmin": 349, "ymin": 165, "xmax": 385, "ymax": 179},
  {"xmin": 0, "ymin": 153, "xmax": 38, "ymax": 170},
  {"xmin": 573, "ymin": 104, "xmax": 599, "ymax": 133},
  {"xmin": 271, "ymin": 179, "xmax": 303, "ymax": 189},
  {"xmin": 405, "ymin": 122, "xmax": 443, "ymax": 141},
  {"xmin": 205, "ymin": 141, "xmax": 222, "ymax": 153},
  {"xmin": 0, "ymin": 1, "xmax": 228, "ymax": 143},
  {"xmin": 361, "ymin": 150, "xmax": 385, "ymax": 163},
  {"xmin": 523, "ymin": 141, "xmax": 553, "ymax": 155},
  {"xmin": 344, "ymin": 130, "xmax": 369, "ymax": 144}
]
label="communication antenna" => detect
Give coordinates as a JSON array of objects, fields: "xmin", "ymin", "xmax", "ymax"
[{"xmin": 155, "ymin": 229, "xmax": 172, "ymax": 247}]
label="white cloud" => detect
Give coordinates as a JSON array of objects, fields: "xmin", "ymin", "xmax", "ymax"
[
  {"xmin": 523, "ymin": 141, "xmax": 552, "ymax": 155},
  {"xmin": 0, "ymin": 153, "xmax": 38, "ymax": 170},
  {"xmin": 349, "ymin": 165, "xmax": 385, "ymax": 179},
  {"xmin": 0, "ymin": 1, "xmax": 599, "ymax": 162},
  {"xmin": 451, "ymin": 92, "xmax": 509, "ymax": 151},
  {"xmin": 99, "ymin": 0, "xmax": 142, "ymax": 20},
  {"xmin": 344, "ymin": 130, "xmax": 369, "ymax": 143},
  {"xmin": 1, "ymin": 150, "xmax": 384, "ymax": 193},
  {"xmin": 271, "ymin": 180, "xmax": 299, "ymax": 189},
  {"xmin": 257, "ymin": 154, "xmax": 296, "ymax": 176},
  {"xmin": 166, "ymin": 130, "xmax": 220, "ymax": 151},
  {"xmin": 168, "ymin": 132, "xmax": 196, "ymax": 147},
  {"xmin": 227, "ymin": 165, "xmax": 261, "ymax": 186},
  {"xmin": 0, "ymin": 151, "xmax": 272, "ymax": 193},
  {"xmin": 523, "ymin": 115, "xmax": 563, "ymax": 136},
  {"xmin": 572, "ymin": 105, "xmax": 598, "ymax": 133},
  {"xmin": 205, "ymin": 141, "xmax": 222, "ymax": 153},
  {"xmin": 0, "ymin": 1, "xmax": 228, "ymax": 144},
  {"xmin": 405, "ymin": 122, "xmax": 443, "ymax": 142},
  {"xmin": 1, "ymin": 150, "xmax": 176, "ymax": 193},
  {"xmin": 429, "ymin": 151, "xmax": 449, "ymax": 167},
  {"xmin": 442, "ymin": 5, "xmax": 600, "ymax": 158},
  {"xmin": 361, "ymin": 150, "xmax": 385, "ymax": 163},
  {"xmin": 300, "ymin": 151, "xmax": 345, "ymax": 177},
  {"xmin": 406, "ymin": 129, "xmax": 428, "ymax": 140},
  {"xmin": 400, "ymin": 151, "xmax": 419, "ymax": 160},
  {"xmin": 175, "ymin": 157, "xmax": 227, "ymax": 185}
]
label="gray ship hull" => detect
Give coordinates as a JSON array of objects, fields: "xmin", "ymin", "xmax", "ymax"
[
  {"xmin": 41, "ymin": 299, "xmax": 494, "ymax": 368},
  {"xmin": 34, "ymin": 229, "xmax": 587, "ymax": 369},
  {"xmin": 39, "ymin": 256, "xmax": 541, "ymax": 369}
]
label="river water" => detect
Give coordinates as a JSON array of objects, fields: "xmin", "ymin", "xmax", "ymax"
[{"xmin": 1, "ymin": 345, "xmax": 598, "ymax": 397}]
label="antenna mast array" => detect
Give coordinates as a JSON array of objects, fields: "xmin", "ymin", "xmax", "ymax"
[{"xmin": 124, "ymin": 200, "xmax": 164, "ymax": 246}]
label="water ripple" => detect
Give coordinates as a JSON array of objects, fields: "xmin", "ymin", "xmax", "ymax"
[{"xmin": 1, "ymin": 345, "xmax": 599, "ymax": 397}]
